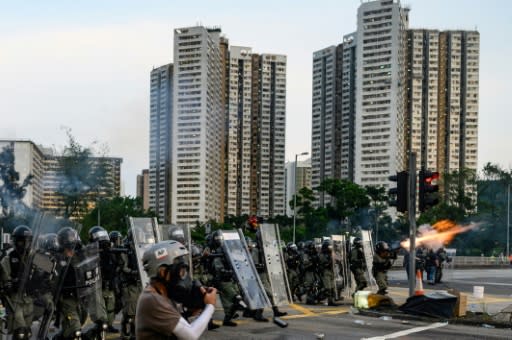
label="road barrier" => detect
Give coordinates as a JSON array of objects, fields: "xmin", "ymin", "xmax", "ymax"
[{"xmin": 392, "ymin": 255, "xmax": 510, "ymax": 268}]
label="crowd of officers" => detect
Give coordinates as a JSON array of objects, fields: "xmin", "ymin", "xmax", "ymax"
[{"xmin": 0, "ymin": 221, "xmax": 451, "ymax": 340}]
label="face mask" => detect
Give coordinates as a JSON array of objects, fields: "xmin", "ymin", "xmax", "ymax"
[{"xmin": 166, "ymin": 263, "xmax": 205, "ymax": 309}]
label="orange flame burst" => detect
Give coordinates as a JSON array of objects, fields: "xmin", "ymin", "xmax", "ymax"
[{"xmin": 400, "ymin": 219, "xmax": 479, "ymax": 251}]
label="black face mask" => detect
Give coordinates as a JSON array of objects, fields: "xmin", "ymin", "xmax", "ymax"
[{"xmin": 165, "ymin": 263, "xmax": 205, "ymax": 309}]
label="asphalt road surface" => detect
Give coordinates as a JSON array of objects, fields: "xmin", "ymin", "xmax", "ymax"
[{"xmin": 20, "ymin": 268, "xmax": 512, "ymax": 339}]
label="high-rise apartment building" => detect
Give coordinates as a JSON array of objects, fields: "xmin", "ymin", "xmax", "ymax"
[
  {"xmin": 311, "ymin": 0, "xmax": 479, "ymax": 211},
  {"xmin": 354, "ymin": 0, "xmax": 409, "ymax": 188},
  {"xmin": 150, "ymin": 27, "xmax": 287, "ymax": 223},
  {"xmin": 251, "ymin": 54, "xmax": 287, "ymax": 217},
  {"xmin": 149, "ymin": 64, "xmax": 173, "ymax": 222},
  {"xmin": 311, "ymin": 46, "xmax": 340, "ymax": 207},
  {"xmin": 311, "ymin": 33, "xmax": 357, "ymax": 207},
  {"xmin": 225, "ymin": 46, "xmax": 253, "ymax": 216},
  {"xmin": 171, "ymin": 26, "xmax": 225, "ymax": 225},
  {"xmin": 406, "ymin": 29, "xmax": 480, "ymax": 175}
]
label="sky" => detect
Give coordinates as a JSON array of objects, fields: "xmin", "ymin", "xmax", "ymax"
[{"xmin": 1, "ymin": 0, "xmax": 511, "ymax": 196}]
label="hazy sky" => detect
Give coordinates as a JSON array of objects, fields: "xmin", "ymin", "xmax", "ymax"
[{"xmin": 1, "ymin": 0, "xmax": 510, "ymax": 196}]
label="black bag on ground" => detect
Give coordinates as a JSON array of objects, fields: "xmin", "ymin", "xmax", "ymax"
[{"xmin": 399, "ymin": 291, "xmax": 457, "ymax": 318}]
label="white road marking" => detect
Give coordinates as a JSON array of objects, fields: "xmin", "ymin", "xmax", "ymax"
[
  {"xmin": 449, "ymin": 280, "xmax": 512, "ymax": 287},
  {"xmin": 361, "ymin": 322, "xmax": 448, "ymax": 340}
]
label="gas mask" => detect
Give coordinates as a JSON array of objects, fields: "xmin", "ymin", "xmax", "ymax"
[{"xmin": 164, "ymin": 258, "xmax": 205, "ymax": 310}]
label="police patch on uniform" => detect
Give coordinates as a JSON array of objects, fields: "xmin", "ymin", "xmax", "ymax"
[{"xmin": 155, "ymin": 247, "xmax": 168, "ymax": 259}]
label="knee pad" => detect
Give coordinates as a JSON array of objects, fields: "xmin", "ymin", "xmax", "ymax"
[{"xmin": 13, "ymin": 328, "xmax": 28, "ymax": 340}]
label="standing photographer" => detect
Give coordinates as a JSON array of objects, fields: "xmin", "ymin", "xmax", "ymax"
[{"xmin": 136, "ymin": 240, "xmax": 217, "ymax": 340}]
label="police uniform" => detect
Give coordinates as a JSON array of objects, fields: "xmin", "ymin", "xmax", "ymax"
[
  {"xmin": 119, "ymin": 244, "xmax": 141, "ymax": 339},
  {"xmin": 210, "ymin": 247, "xmax": 239, "ymax": 325},
  {"xmin": 349, "ymin": 245, "xmax": 368, "ymax": 292},
  {"xmin": 0, "ymin": 247, "xmax": 34, "ymax": 338}
]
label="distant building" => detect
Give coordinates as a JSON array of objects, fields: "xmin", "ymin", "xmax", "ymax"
[
  {"xmin": 137, "ymin": 169, "xmax": 150, "ymax": 211},
  {"xmin": 0, "ymin": 140, "xmax": 45, "ymax": 210},
  {"xmin": 171, "ymin": 26, "xmax": 225, "ymax": 225},
  {"xmin": 149, "ymin": 63, "xmax": 173, "ymax": 222},
  {"xmin": 311, "ymin": 0, "xmax": 479, "ymax": 209},
  {"xmin": 0, "ymin": 140, "xmax": 122, "ymax": 220},
  {"xmin": 285, "ymin": 159, "xmax": 311, "ymax": 216}
]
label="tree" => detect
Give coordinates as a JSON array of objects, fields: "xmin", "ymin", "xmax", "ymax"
[
  {"xmin": 289, "ymin": 187, "xmax": 315, "ymax": 221},
  {"xmin": 365, "ymin": 185, "xmax": 388, "ymax": 241},
  {"xmin": 0, "ymin": 143, "xmax": 33, "ymax": 230},
  {"xmin": 56, "ymin": 129, "xmax": 110, "ymax": 219},
  {"xmin": 81, "ymin": 196, "xmax": 156, "ymax": 241},
  {"xmin": 316, "ymin": 178, "xmax": 370, "ymax": 223}
]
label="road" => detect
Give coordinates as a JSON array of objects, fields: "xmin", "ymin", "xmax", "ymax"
[{"xmin": 28, "ymin": 268, "xmax": 512, "ymax": 339}]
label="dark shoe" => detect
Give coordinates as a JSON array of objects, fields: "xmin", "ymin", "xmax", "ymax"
[
  {"xmin": 243, "ymin": 310, "xmax": 254, "ymax": 318},
  {"xmin": 208, "ymin": 320, "xmax": 220, "ymax": 330},
  {"xmin": 377, "ymin": 289, "xmax": 387, "ymax": 295},
  {"xmin": 222, "ymin": 319, "xmax": 238, "ymax": 327},
  {"xmin": 272, "ymin": 306, "xmax": 287, "ymax": 317},
  {"xmin": 107, "ymin": 325, "xmax": 119, "ymax": 333},
  {"xmin": 253, "ymin": 311, "xmax": 269, "ymax": 322},
  {"xmin": 328, "ymin": 300, "xmax": 341, "ymax": 306}
]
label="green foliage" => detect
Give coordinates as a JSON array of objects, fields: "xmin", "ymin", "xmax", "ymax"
[
  {"xmin": 81, "ymin": 196, "xmax": 155, "ymax": 241},
  {"xmin": 0, "ymin": 143, "xmax": 33, "ymax": 231},
  {"xmin": 316, "ymin": 178, "xmax": 370, "ymax": 220}
]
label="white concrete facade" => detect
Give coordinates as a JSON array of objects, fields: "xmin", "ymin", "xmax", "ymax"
[
  {"xmin": 171, "ymin": 26, "xmax": 224, "ymax": 225},
  {"xmin": 354, "ymin": 0, "xmax": 409, "ymax": 188}
]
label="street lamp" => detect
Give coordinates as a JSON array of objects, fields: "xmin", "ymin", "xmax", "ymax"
[
  {"xmin": 293, "ymin": 151, "xmax": 309, "ymax": 244},
  {"xmin": 507, "ymin": 183, "xmax": 510, "ymax": 260}
]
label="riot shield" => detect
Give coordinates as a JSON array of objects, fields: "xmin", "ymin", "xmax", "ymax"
[
  {"xmin": 219, "ymin": 230, "xmax": 270, "ymax": 310},
  {"xmin": 361, "ymin": 230, "xmax": 377, "ymax": 289},
  {"xmin": 332, "ymin": 235, "xmax": 352, "ymax": 299},
  {"xmin": 128, "ymin": 217, "xmax": 159, "ymax": 288},
  {"xmin": 259, "ymin": 224, "xmax": 292, "ymax": 306}
]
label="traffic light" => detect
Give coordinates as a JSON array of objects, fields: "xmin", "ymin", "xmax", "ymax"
[
  {"xmin": 388, "ymin": 171, "xmax": 408, "ymax": 213},
  {"xmin": 419, "ymin": 169, "xmax": 440, "ymax": 212}
]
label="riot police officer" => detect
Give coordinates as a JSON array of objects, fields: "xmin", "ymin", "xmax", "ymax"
[
  {"xmin": 208, "ymin": 231, "xmax": 240, "ymax": 326},
  {"xmin": 285, "ymin": 243, "xmax": 301, "ymax": 301},
  {"xmin": 372, "ymin": 241, "xmax": 396, "ymax": 295},
  {"xmin": 54, "ymin": 227, "xmax": 86, "ymax": 340},
  {"xmin": 303, "ymin": 240, "xmax": 319, "ymax": 304},
  {"xmin": 319, "ymin": 239, "xmax": 340, "ymax": 306},
  {"xmin": 89, "ymin": 226, "xmax": 119, "ymax": 333},
  {"xmin": 349, "ymin": 237, "xmax": 367, "ymax": 293},
  {"xmin": 0, "ymin": 225, "xmax": 34, "ymax": 339},
  {"xmin": 119, "ymin": 229, "xmax": 141, "ymax": 339}
]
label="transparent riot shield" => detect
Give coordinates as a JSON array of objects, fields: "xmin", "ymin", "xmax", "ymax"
[
  {"xmin": 128, "ymin": 217, "xmax": 159, "ymax": 288},
  {"xmin": 332, "ymin": 235, "xmax": 352, "ymax": 299},
  {"xmin": 361, "ymin": 230, "xmax": 377, "ymax": 289},
  {"xmin": 259, "ymin": 224, "xmax": 292, "ymax": 306},
  {"xmin": 444, "ymin": 248, "xmax": 456, "ymax": 282},
  {"xmin": 219, "ymin": 230, "xmax": 270, "ymax": 310}
]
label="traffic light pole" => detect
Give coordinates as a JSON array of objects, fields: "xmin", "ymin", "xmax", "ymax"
[{"xmin": 408, "ymin": 152, "xmax": 417, "ymax": 297}]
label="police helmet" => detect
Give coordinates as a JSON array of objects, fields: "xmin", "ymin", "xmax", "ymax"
[
  {"xmin": 57, "ymin": 227, "xmax": 81, "ymax": 250},
  {"xmin": 168, "ymin": 227, "xmax": 186, "ymax": 244},
  {"xmin": 12, "ymin": 225, "xmax": 33, "ymax": 251},
  {"xmin": 142, "ymin": 241, "xmax": 189, "ymax": 279},
  {"xmin": 297, "ymin": 241, "xmax": 305, "ymax": 251},
  {"xmin": 353, "ymin": 237, "xmax": 363, "ymax": 247},
  {"xmin": 287, "ymin": 242, "xmax": 298, "ymax": 253},
  {"xmin": 212, "ymin": 230, "xmax": 224, "ymax": 249},
  {"xmin": 375, "ymin": 241, "xmax": 389, "ymax": 254},
  {"xmin": 321, "ymin": 239, "xmax": 333, "ymax": 252},
  {"xmin": 89, "ymin": 226, "xmax": 110, "ymax": 245},
  {"xmin": 44, "ymin": 233, "xmax": 60, "ymax": 252},
  {"xmin": 109, "ymin": 231, "xmax": 123, "ymax": 247}
]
